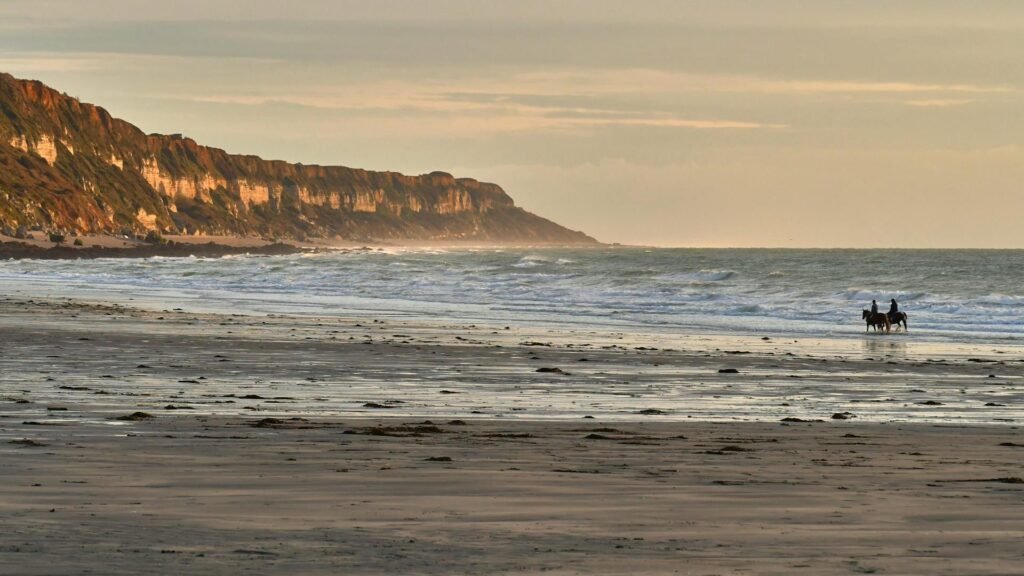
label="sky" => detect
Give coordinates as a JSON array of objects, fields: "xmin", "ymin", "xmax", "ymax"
[{"xmin": 1, "ymin": 0, "xmax": 1023, "ymax": 247}]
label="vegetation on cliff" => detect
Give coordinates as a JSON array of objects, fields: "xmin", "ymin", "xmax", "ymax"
[{"xmin": 0, "ymin": 72, "xmax": 594, "ymax": 244}]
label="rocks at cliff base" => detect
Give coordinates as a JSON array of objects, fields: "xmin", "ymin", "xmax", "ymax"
[
  {"xmin": 363, "ymin": 401, "xmax": 405, "ymax": 409},
  {"xmin": 780, "ymin": 417, "xmax": 823, "ymax": 423},
  {"xmin": 9, "ymin": 439, "xmax": 47, "ymax": 447},
  {"xmin": 114, "ymin": 411, "xmax": 155, "ymax": 421},
  {"xmin": 0, "ymin": 240, "xmax": 305, "ymax": 261}
]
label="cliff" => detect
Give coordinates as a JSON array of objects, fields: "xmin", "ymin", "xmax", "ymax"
[{"xmin": 0, "ymin": 72, "xmax": 595, "ymax": 244}]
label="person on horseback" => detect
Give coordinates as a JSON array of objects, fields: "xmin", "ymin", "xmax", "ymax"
[
  {"xmin": 888, "ymin": 298, "xmax": 899, "ymax": 323},
  {"xmin": 871, "ymin": 300, "xmax": 878, "ymax": 315}
]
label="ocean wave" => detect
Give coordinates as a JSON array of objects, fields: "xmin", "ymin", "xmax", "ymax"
[
  {"xmin": 659, "ymin": 269, "xmax": 736, "ymax": 283},
  {"xmin": 977, "ymin": 293, "xmax": 1024, "ymax": 306},
  {"xmin": 4, "ymin": 247, "xmax": 1024, "ymax": 342},
  {"xmin": 837, "ymin": 288, "xmax": 881, "ymax": 301},
  {"xmin": 512, "ymin": 255, "xmax": 553, "ymax": 268}
]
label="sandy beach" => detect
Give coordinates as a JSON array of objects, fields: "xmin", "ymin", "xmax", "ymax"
[
  {"xmin": 1, "ymin": 297, "xmax": 1022, "ymax": 575},
  {"xmin": 4, "ymin": 2, "xmax": 1024, "ymax": 574}
]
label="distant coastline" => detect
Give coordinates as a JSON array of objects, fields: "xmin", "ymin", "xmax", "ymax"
[
  {"xmin": 0, "ymin": 233, "xmax": 606, "ymax": 260},
  {"xmin": 0, "ymin": 238, "xmax": 305, "ymax": 260},
  {"xmin": 0, "ymin": 72, "xmax": 595, "ymax": 245}
]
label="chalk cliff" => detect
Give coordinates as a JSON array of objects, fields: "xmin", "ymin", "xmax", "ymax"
[{"xmin": 0, "ymin": 73, "xmax": 594, "ymax": 243}]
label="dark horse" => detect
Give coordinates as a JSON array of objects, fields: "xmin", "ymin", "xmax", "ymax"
[
  {"xmin": 888, "ymin": 311, "xmax": 909, "ymax": 331},
  {"xmin": 862, "ymin": 310, "xmax": 891, "ymax": 333}
]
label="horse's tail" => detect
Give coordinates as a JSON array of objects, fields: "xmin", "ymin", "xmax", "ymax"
[{"xmin": 903, "ymin": 312, "xmax": 908, "ymax": 330}]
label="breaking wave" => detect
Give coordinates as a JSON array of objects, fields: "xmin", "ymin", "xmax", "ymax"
[{"xmin": 2, "ymin": 248, "xmax": 1024, "ymax": 343}]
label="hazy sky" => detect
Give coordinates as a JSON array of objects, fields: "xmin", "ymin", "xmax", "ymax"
[{"xmin": 2, "ymin": 1, "xmax": 1023, "ymax": 247}]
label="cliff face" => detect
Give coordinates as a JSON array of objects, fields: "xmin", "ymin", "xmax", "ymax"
[{"xmin": 0, "ymin": 73, "xmax": 594, "ymax": 243}]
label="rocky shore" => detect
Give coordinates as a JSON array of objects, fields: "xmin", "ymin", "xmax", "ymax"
[{"xmin": 0, "ymin": 239, "xmax": 307, "ymax": 260}]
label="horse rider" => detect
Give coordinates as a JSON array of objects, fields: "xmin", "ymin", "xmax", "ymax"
[
  {"xmin": 871, "ymin": 300, "xmax": 878, "ymax": 316},
  {"xmin": 888, "ymin": 298, "xmax": 899, "ymax": 323}
]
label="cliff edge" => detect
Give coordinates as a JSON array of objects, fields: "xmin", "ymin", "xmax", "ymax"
[{"xmin": 0, "ymin": 72, "xmax": 595, "ymax": 244}]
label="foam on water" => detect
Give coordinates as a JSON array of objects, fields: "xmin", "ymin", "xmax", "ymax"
[{"xmin": 3, "ymin": 248, "xmax": 1024, "ymax": 343}]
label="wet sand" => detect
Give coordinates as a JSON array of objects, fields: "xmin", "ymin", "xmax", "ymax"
[{"xmin": 1, "ymin": 297, "xmax": 1023, "ymax": 575}]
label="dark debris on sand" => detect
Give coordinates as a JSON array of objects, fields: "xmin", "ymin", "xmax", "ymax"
[
  {"xmin": 249, "ymin": 417, "xmax": 314, "ymax": 429},
  {"xmin": 536, "ymin": 367, "xmax": 569, "ymax": 374},
  {"xmin": 114, "ymin": 411, "xmax": 155, "ymax": 421},
  {"xmin": 362, "ymin": 425, "xmax": 445, "ymax": 437},
  {"xmin": 9, "ymin": 439, "xmax": 47, "ymax": 447}
]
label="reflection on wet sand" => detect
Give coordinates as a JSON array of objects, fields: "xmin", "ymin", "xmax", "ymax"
[{"xmin": 861, "ymin": 336, "xmax": 910, "ymax": 358}]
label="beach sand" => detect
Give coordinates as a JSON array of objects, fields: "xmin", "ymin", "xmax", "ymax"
[
  {"xmin": 0, "ymin": 232, "xmax": 143, "ymax": 249},
  {"xmin": 1, "ymin": 297, "xmax": 1022, "ymax": 575}
]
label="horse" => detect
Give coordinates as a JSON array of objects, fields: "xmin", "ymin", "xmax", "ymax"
[
  {"xmin": 888, "ymin": 311, "xmax": 909, "ymax": 332},
  {"xmin": 862, "ymin": 310, "xmax": 891, "ymax": 333}
]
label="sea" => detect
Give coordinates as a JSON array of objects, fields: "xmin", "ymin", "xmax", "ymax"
[
  {"xmin": 3, "ymin": 247, "xmax": 1023, "ymax": 425},
  {"xmin": 2, "ymin": 247, "xmax": 1024, "ymax": 344}
]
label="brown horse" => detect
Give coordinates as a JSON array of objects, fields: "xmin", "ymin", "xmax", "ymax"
[
  {"xmin": 888, "ymin": 311, "xmax": 909, "ymax": 332},
  {"xmin": 862, "ymin": 310, "xmax": 891, "ymax": 333}
]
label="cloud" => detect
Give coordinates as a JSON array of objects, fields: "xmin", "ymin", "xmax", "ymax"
[
  {"xmin": 515, "ymin": 69, "xmax": 1012, "ymax": 97},
  {"xmin": 0, "ymin": 54, "xmax": 105, "ymax": 73},
  {"xmin": 557, "ymin": 117, "xmax": 781, "ymax": 129},
  {"xmin": 747, "ymin": 79, "xmax": 1003, "ymax": 95},
  {"xmin": 162, "ymin": 78, "xmax": 785, "ymax": 134},
  {"xmin": 170, "ymin": 93, "xmax": 781, "ymax": 133},
  {"xmin": 149, "ymin": 65, "xmax": 1004, "ymax": 135},
  {"xmin": 0, "ymin": 50, "xmax": 283, "ymax": 71},
  {"xmin": 904, "ymin": 98, "xmax": 974, "ymax": 107}
]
